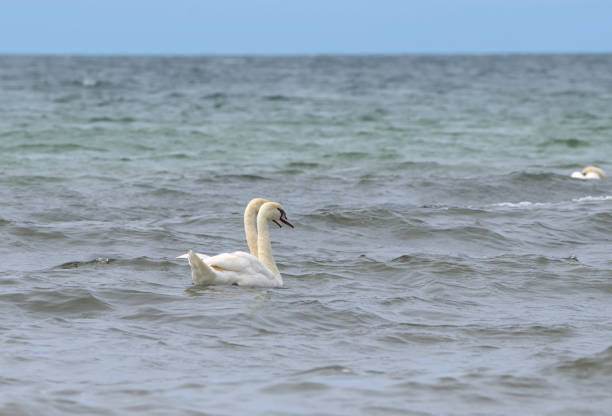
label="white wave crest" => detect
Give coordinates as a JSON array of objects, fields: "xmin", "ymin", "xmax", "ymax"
[
  {"xmin": 492, "ymin": 195, "xmax": 612, "ymax": 209},
  {"xmin": 491, "ymin": 201, "xmax": 548, "ymax": 208},
  {"xmin": 572, "ymin": 195, "xmax": 612, "ymax": 202}
]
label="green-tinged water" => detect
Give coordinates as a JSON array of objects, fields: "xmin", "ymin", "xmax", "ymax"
[{"xmin": 1, "ymin": 55, "xmax": 612, "ymax": 415}]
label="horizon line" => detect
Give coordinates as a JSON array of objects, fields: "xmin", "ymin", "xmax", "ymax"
[{"xmin": 2, "ymin": 50, "xmax": 612, "ymax": 57}]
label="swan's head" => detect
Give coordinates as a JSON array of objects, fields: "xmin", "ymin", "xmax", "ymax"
[
  {"xmin": 260, "ymin": 202, "xmax": 294, "ymax": 228},
  {"xmin": 582, "ymin": 166, "xmax": 604, "ymax": 179}
]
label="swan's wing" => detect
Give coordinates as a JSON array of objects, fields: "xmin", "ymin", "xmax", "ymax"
[
  {"xmin": 203, "ymin": 251, "xmax": 259, "ymax": 273},
  {"xmin": 204, "ymin": 251, "xmax": 278, "ymax": 286}
]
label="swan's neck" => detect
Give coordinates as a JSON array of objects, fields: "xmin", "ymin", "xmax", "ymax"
[
  {"xmin": 244, "ymin": 205, "xmax": 259, "ymax": 257},
  {"xmin": 257, "ymin": 218, "xmax": 282, "ymax": 282}
]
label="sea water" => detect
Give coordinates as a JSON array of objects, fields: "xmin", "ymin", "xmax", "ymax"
[{"xmin": 1, "ymin": 55, "xmax": 612, "ymax": 415}]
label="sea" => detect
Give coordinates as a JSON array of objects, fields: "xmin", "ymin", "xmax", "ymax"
[{"xmin": 1, "ymin": 54, "xmax": 612, "ymax": 415}]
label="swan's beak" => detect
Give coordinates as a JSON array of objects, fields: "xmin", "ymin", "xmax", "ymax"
[
  {"xmin": 280, "ymin": 217, "xmax": 294, "ymax": 228},
  {"xmin": 272, "ymin": 218, "xmax": 294, "ymax": 228},
  {"xmin": 274, "ymin": 208, "xmax": 294, "ymax": 228},
  {"xmin": 279, "ymin": 209, "xmax": 294, "ymax": 228}
]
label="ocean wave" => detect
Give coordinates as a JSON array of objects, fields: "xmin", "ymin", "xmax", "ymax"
[
  {"xmin": 484, "ymin": 253, "xmax": 580, "ymax": 266},
  {"xmin": 149, "ymin": 153, "xmax": 191, "ymax": 160},
  {"xmin": 491, "ymin": 201, "xmax": 550, "ymax": 208},
  {"xmin": 202, "ymin": 92, "xmax": 228, "ymax": 100},
  {"xmin": 2, "ymin": 289, "xmax": 112, "ymax": 315},
  {"xmin": 263, "ymin": 94, "xmax": 293, "ymax": 101},
  {"xmin": 305, "ymin": 207, "xmax": 403, "ymax": 227},
  {"xmin": 556, "ymin": 345, "xmax": 612, "ymax": 378},
  {"xmin": 540, "ymin": 137, "xmax": 589, "ymax": 148},
  {"xmin": 467, "ymin": 324, "xmax": 573, "ymax": 339},
  {"xmin": 53, "ymin": 94, "xmax": 80, "ymax": 103},
  {"xmin": 491, "ymin": 195, "xmax": 612, "ymax": 209},
  {"xmin": 209, "ymin": 173, "xmax": 271, "ymax": 182},
  {"xmin": 323, "ymin": 151, "xmax": 368, "ymax": 159},
  {"xmin": 1, "ymin": 143, "xmax": 106, "ymax": 153},
  {"xmin": 53, "ymin": 257, "xmax": 181, "ymax": 271},
  {"xmin": 292, "ymin": 365, "xmax": 356, "ymax": 376},
  {"xmin": 120, "ymin": 306, "xmax": 184, "ymax": 322},
  {"xmin": 2, "ymin": 174, "xmax": 67, "ymax": 185},
  {"xmin": 507, "ymin": 171, "xmax": 560, "ymax": 182},
  {"xmin": 259, "ymin": 381, "xmax": 329, "ymax": 394},
  {"xmin": 55, "ymin": 258, "xmax": 114, "ymax": 269},
  {"xmin": 87, "ymin": 116, "xmax": 136, "ymax": 123},
  {"xmin": 149, "ymin": 186, "xmax": 191, "ymax": 197},
  {"xmin": 286, "ymin": 161, "xmax": 320, "ymax": 169},
  {"xmin": 10, "ymin": 226, "xmax": 68, "ymax": 240},
  {"xmin": 253, "ymin": 299, "xmax": 390, "ymax": 332},
  {"xmin": 572, "ymin": 195, "xmax": 612, "ymax": 202},
  {"xmin": 377, "ymin": 330, "xmax": 457, "ymax": 345}
]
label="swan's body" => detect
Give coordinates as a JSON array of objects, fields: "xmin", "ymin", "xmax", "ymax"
[
  {"xmin": 571, "ymin": 166, "xmax": 605, "ymax": 180},
  {"xmin": 187, "ymin": 250, "xmax": 279, "ymax": 287},
  {"xmin": 182, "ymin": 202, "xmax": 293, "ymax": 288}
]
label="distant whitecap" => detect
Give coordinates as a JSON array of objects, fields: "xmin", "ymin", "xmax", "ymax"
[{"xmin": 81, "ymin": 78, "xmax": 98, "ymax": 87}]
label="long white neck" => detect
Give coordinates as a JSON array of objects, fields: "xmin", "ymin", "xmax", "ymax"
[
  {"xmin": 257, "ymin": 216, "xmax": 282, "ymax": 282},
  {"xmin": 244, "ymin": 204, "xmax": 259, "ymax": 257}
]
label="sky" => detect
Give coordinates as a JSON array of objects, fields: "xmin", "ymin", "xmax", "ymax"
[{"xmin": 1, "ymin": 0, "xmax": 611, "ymax": 55}]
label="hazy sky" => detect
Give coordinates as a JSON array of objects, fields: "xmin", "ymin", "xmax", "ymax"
[{"xmin": 1, "ymin": 0, "xmax": 611, "ymax": 54}]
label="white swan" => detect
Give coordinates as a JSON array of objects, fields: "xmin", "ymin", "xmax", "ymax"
[
  {"xmin": 177, "ymin": 197, "xmax": 269, "ymax": 262},
  {"xmin": 184, "ymin": 202, "xmax": 294, "ymax": 287},
  {"xmin": 571, "ymin": 166, "xmax": 605, "ymax": 180}
]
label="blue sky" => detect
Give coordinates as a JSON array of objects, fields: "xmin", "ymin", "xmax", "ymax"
[{"xmin": 1, "ymin": 0, "xmax": 611, "ymax": 54}]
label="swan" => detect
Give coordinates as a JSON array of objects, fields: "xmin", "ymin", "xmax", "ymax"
[
  {"xmin": 571, "ymin": 166, "xmax": 605, "ymax": 180},
  {"xmin": 177, "ymin": 197, "xmax": 269, "ymax": 262},
  {"xmin": 184, "ymin": 202, "xmax": 294, "ymax": 287}
]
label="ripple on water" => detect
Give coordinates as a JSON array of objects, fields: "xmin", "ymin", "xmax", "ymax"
[
  {"xmin": 259, "ymin": 381, "xmax": 329, "ymax": 394},
  {"xmin": 292, "ymin": 365, "xmax": 356, "ymax": 376},
  {"xmin": 3, "ymin": 289, "xmax": 111, "ymax": 315},
  {"xmin": 465, "ymin": 324, "xmax": 574, "ymax": 341},
  {"xmin": 53, "ymin": 257, "xmax": 182, "ymax": 272},
  {"xmin": 555, "ymin": 345, "xmax": 612, "ymax": 379}
]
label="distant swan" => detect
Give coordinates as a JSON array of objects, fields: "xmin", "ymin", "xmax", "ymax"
[
  {"xmin": 182, "ymin": 202, "xmax": 294, "ymax": 287},
  {"xmin": 571, "ymin": 166, "xmax": 605, "ymax": 180}
]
